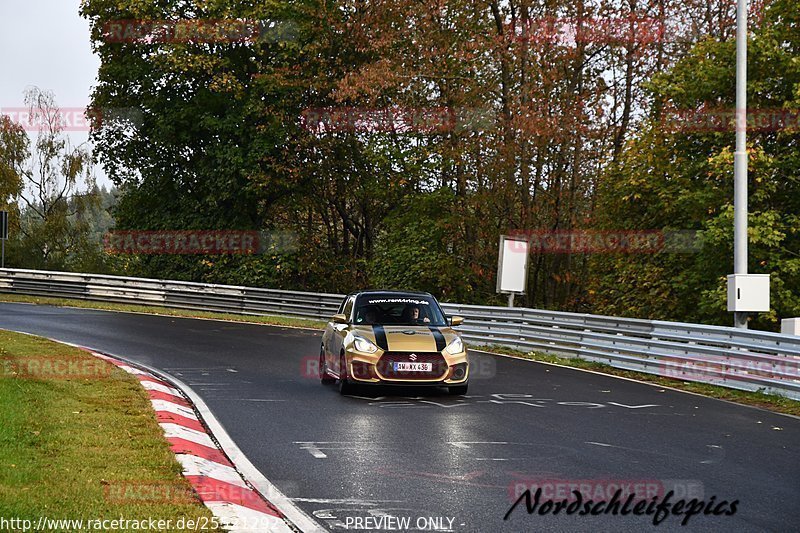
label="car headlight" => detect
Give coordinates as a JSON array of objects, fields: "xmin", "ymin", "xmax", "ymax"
[
  {"xmin": 352, "ymin": 335, "xmax": 379, "ymax": 353},
  {"xmin": 445, "ymin": 336, "xmax": 464, "ymax": 354}
]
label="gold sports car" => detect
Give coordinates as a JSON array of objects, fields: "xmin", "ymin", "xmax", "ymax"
[{"xmin": 320, "ymin": 291, "xmax": 468, "ymax": 395}]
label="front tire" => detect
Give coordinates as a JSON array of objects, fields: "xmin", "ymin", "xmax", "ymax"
[
  {"xmin": 448, "ymin": 383, "xmax": 468, "ymax": 395},
  {"xmin": 338, "ymin": 353, "xmax": 355, "ymax": 395},
  {"xmin": 320, "ymin": 346, "xmax": 335, "ymax": 384}
]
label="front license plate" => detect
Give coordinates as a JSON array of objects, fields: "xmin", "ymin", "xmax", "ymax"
[{"xmin": 394, "ymin": 362, "xmax": 432, "ymax": 372}]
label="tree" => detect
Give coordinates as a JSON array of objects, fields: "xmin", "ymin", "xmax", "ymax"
[
  {"xmin": 0, "ymin": 115, "xmax": 27, "ymax": 267},
  {"xmin": 80, "ymin": 0, "xmax": 793, "ymax": 326},
  {"xmin": 6, "ymin": 87, "xmax": 102, "ymax": 270},
  {"xmin": 0, "ymin": 116, "xmax": 26, "ymax": 205},
  {"xmin": 589, "ymin": 0, "xmax": 800, "ymax": 329}
]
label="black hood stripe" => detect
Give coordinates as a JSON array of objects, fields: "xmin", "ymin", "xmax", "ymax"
[
  {"xmin": 428, "ymin": 326, "xmax": 447, "ymax": 351},
  {"xmin": 372, "ymin": 325, "xmax": 389, "ymax": 351}
]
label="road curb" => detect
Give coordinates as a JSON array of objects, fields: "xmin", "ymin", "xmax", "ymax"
[{"xmin": 77, "ymin": 347, "xmax": 324, "ymax": 532}]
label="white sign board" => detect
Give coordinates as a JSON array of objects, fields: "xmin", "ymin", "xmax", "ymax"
[{"xmin": 496, "ymin": 235, "xmax": 529, "ymax": 294}]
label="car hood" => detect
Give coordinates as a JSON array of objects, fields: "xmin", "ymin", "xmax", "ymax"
[{"xmin": 350, "ymin": 324, "xmax": 459, "ymax": 352}]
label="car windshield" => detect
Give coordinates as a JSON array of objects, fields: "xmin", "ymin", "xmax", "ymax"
[{"xmin": 353, "ymin": 295, "xmax": 448, "ymax": 326}]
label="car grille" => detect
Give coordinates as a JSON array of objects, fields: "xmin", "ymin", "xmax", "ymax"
[{"xmin": 376, "ymin": 352, "xmax": 448, "ymax": 380}]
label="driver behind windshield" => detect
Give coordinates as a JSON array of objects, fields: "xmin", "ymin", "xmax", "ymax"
[{"xmin": 403, "ymin": 304, "xmax": 430, "ymax": 324}]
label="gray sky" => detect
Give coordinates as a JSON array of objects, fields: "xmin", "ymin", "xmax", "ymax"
[{"xmin": 0, "ymin": 0, "xmax": 110, "ymax": 186}]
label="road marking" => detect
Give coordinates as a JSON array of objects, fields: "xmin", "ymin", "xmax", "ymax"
[
  {"xmin": 418, "ymin": 400, "xmax": 470, "ymax": 408},
  {"xmin": 449, "ymin": 441, "xmax": 508, "ymax": 449},
  {"xmin": 353, "ymin": 394, "xmax": 662, "ymax": 411},
  {"xmin": 480, "ymin": 399, "xmax": 545, "ymax": 407},
  {"xmin": 294, "ymin": 441, "xmax": 388, "ymax": 459},
  {"xmin": 557, "ymin": 401, "xmax": 605, "ymax": 408},
  {"xmin": 298, "ymin": 443, "xmax": 327, "ymax": 458},
  {"xmin": 607, "ymin": 402, "xmax": 660, "ymax": 409},
  {"xmin": 368, "ymin": 401, "xmax": 429, "ymax": 408}
]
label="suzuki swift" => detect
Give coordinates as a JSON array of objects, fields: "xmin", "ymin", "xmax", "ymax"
[{"xmin": 320, "ymin": 291, "xmax": 469, "ymax": 395}]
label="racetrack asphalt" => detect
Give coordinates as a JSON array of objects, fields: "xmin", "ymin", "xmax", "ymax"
[{"xmin": 1, "ymin": 302, "xmax": 797, "ymax": 532}]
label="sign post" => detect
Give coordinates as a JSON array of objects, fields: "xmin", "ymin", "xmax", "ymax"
[
  {"xmin": 728, "ymin": 0, "xmax": 769, "ymax": 328},
  {"xmin": 496, "ymin": 235, "xmax": 530, "ymax": 307},
  {"xmin": 0, "ymin": 210, "xmax": 7, "ymax": 268}
]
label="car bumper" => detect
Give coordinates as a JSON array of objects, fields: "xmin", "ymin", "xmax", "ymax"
[
  {"xmin": 348, "ymin": 379, "xmax": 469, "ymax": 387},
  {"xmin": 345, "ymin": 350, "xmax": 469, "ymax": 385}
]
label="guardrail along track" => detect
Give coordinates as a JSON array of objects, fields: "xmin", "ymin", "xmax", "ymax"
[{"xmin": 2, "ymin": 268, "xmax": 798, "ymax": 400}]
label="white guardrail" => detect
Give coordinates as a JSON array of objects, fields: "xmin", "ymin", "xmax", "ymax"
[{"xmin": 1, "ymin": 268, "xmax": 799, "ymax": 400}]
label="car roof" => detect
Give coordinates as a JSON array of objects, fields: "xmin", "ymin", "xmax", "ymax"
[{"xmin": 346, "ymin": 289, "xmax": 434, "ymax": 298}]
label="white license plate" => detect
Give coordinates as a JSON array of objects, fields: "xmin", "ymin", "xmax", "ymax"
[{"xmin": 393, "ymin": 362, "xmax": 432, "ymax": 372}]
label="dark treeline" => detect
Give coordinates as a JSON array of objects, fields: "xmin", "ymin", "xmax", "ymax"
[{"xmin": 2, "ymin": 0, "xmax": 795, "ymax": 330}]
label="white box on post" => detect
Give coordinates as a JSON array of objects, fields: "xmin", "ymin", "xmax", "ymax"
[
  {"xmin": 727, "ymin": 274, "xmax": 770, "ymax": 312},
  {"xmin": 781, "ymin": 318, "xmax": 800, "ymax": 336}
]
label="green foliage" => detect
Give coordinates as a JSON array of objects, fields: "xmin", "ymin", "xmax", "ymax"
[
  {"xmin": 72, "ymin": 0, "xmax": 797, "ymax": 331},
  {"xmin": 370, "ymin": 189, "xmax": 485, "ymax": 302},
  {"xmin": 590, "ymin": 0, "xmax": 800, "ymax": 329},
  {"xmin": 0, "ymin": 116, "xmax": 26, "ymax": 207},
  {"xmin": 0, "ymin": 88, "xmax": 111, "ymax": 272}
]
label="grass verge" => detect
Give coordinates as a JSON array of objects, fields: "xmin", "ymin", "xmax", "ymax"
[
  {"xmin": 0, "ymin": 292, "xmax": 326, "ymax": 330},
  {"xmin": 474, "ymin": 344, "xmax": 800, "ymax": 417},
  {"xmin": 0, "ymin": 329, "xmax": 222, "ymax": 532}
]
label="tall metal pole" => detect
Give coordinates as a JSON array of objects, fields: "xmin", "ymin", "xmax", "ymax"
[
  {"xmin": 733, "ymin": 0, "xmax": 748, "ymax": 329},
  {"xmin": 0, "ymin": 211, "xmax": 5, "ymax": 269}
]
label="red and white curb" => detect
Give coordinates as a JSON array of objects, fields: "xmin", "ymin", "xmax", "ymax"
[{"xmin": 86, "ymin": 349, "xmax": 301, "ymax": 533}]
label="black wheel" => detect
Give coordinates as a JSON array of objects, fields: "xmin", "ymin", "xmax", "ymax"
[
  {"xmin": 338, "ymin": 352, "xmax": 355, "ymax": 395},
  {"xmin": 320, "ymin": 346, "xmax": 335, "ymax": 384},
  {"xmin": 448, "ymin": 383, "xmax": 468, "ymax": 395}
]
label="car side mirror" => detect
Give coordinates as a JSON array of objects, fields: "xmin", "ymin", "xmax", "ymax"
[
  {"xmin": 450, "ymin": 315, "xmax": 464, "ymax": 326},
  {"xmin": 332, "ymin": 313, "xmax": 348, "ymax": 324}
]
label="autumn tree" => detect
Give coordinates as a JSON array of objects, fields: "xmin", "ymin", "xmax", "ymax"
[
  {"xmin": 589, "ymin": 0, "xmax": 800, "ymax": 329},
  {"xmin": 1, "ymin": 88, "xmax": 103, "ymax": 270}
]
